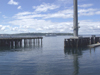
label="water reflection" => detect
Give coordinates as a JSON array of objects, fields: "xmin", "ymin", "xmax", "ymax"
[
  {"xmin": 64, "ymin": 47, "xmax": 93, "ymax": 75},
  {"xmin": 0, "ymin": 43, "xmax": 43, "ymax": 52}
]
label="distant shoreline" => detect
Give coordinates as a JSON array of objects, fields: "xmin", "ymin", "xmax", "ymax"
[{"xmin": 0, "ymin": 33, "xmax": 73, "ymax": 36}]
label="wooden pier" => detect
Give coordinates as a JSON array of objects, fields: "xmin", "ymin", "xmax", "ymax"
[
  {"xmin": 64, "ymin": 36, "xmax": 100, "ymax": 48},
  {"xmin": 0, "ymin": 37, "xmax": 43, "ymax": 47}
]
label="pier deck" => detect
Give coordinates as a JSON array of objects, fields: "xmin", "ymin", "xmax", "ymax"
[{"xmin": 0, "ymin": 36, "xmax": 43, "ymax": 47}]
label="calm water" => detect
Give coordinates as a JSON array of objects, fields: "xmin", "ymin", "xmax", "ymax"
[{"xmin": 0, "ymin": 36, "xmax": 100, "ymax": 75}]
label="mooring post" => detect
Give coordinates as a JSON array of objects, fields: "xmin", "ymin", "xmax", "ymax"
[
  {"xmin": 38, "ymin": 38, "xmax": 40, "ymax": 45},
  {"xmin": 20, "ymin": 39, "xmax": 22, "ymax": 47},
  {"xmin": 0, "ymin": 40, "xmax": 1, "ymax": 46},
  {"xmin": 89, "ymin": 37, "xmax": 91, "ymax": 45},
  {"xmin": 36, "ymin": 39, "xmax": 37, "ymax": 44},
  {"xmin": 7, "ymin": 40, "xmax": 11, "ymax": 47},
  {"xmin": 41, "ymin": 38, "xmax": 42, "ymax": 46},
  {"xmin": 92, "ymin": 35, "xmax": 95, "ymax": 44},
  {"xmin": 68, "ymin": 39, "xmax": 70, "ymax": 48},
  {"xmin": 29, "ymin": 39, "xmax": 32, "ymax": 45},
  {"xmin": 64, "ymin": 39, "xmax": 66, "ymax": 47},
  {"xmin": 33, "ymin": 39, "xmax": 35, "ymax": 44},
  {"xmin": 24, "ymin": 39, "xmax": 27, "ymax": 46},
  {"xmin": 11, "ymin": 40, "xmax": 13, "ymax": 47},
  {"xmin": 15, "ymin": 40, "xmax": 19, "ymax": 47},
  {"xmin": 2, "ymin": 40, "xmax": 6, "ymax": 46}
]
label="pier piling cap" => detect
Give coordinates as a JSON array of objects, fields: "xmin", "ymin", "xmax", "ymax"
[{"xmin": 70, "ymin": 36, "xmax": 83, "ymax": 39}]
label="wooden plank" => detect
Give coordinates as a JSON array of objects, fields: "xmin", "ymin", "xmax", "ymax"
[{"xmin": 88, "ymin": 43, "xmax": 100, "ymax": 48}]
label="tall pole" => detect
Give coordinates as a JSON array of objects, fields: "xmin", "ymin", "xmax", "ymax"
[{"xmin": 73, "ymin": 0, "xmax": 78, "ymax": 37}]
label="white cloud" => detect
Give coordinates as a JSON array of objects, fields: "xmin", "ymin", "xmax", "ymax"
[
  {"xmin": 5, "ymin": 2, "xmax": 100, "ymax": 34},
  {"xmin": 44, "ymin": 9, "xmax": 73, "ymax": 19},
  {"xmin": 17, "ymin": 6, "xmax": 21, "ymax": 9},
  {"xmin": 78, "ymin": 20, "xmax": 100, "ymax": 34},
  {"xmin": 15, "ymin": 12, "xmax": 32, "ymax": 16},
  {"xmin": 78, "ymin": 8, "xmax": 98, "ymax": 16},
  {"xmin": 79, "ymin": 4, "xmax": 93, "ymax": 8},
  {"xmin": 8, "ymin": 0, "xmax": 19, "ymax": 5},
  {"xmin": 0, "ymin": 25, "xmax": 10, "ymax": 31},
  {"xmin": 8, "ymin": 17, "xmax": 74, "ymax": 33},
  {"xmin": 13, "ymin": 7, "xmax": 100, "ymax": 20},
  {"xmin": 33, "ymin": 3, "xmax": 59, "ymax": 13},
  {"xmin": 96, "ymin": 11, "xmax": 100, "ymax": 15},
  {"xmin": 2, "ymin": 15, "xmax": 8, "ymax": 18},
  {"xmin": 7, "ymin": 15, "xmax": 100, "ymax": 34}
]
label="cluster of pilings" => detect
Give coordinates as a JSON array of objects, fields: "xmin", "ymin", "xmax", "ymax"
[
  {"xmin": 64, "ymin": 36, "xmax": 100, "ymax": 48},
  {"xmin": 0, "ymin": 37, "xmax": 43, "ymax": 47}
]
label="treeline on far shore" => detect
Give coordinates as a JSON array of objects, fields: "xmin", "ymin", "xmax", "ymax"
[
  {"xmin": 0, "ymin": 33, "xmax": 73, "ymax": 36},
  {"xmin": 13, "ymin": 33, "xmax": 73, "ymax": 36}
]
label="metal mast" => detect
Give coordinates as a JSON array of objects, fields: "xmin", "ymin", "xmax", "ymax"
[{"xmin": 73, "ymin": 0, "xmax": 78, "ymax": 37}]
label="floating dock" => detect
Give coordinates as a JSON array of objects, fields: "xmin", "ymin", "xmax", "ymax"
[
  {"xmin": 64, "ymin": 36, "xmax": 100, "ymax": 48},
  {"xmin": 0, "ymin": 37, "xmax": 43, "ymax": 47}
]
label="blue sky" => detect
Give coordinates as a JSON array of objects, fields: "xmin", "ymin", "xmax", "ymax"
[{"xmin": 0, "ymin": 0, "xmax": 100, "ymax": 34}]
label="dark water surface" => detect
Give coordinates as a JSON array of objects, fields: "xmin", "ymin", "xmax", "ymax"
[{"xmin": 0, "ymin": 36, "xmax": 100, "ymax": 75}]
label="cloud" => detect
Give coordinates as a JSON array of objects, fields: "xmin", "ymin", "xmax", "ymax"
[
  {"xmin": 57, "ymin": 0, "xmax": 72, "ymax": 4},
  {"xmin": 96, "ymin": 11, "xmax": 100, "ymax": 15},
  {"xmin": 2, "ymin": 15, "xmax": 8, "ymax": 18},
  {"xmin": 78, "ymin": 4, "xmax": 93, "ymax": 8},
  {"xmin": 15, "ymin": 12, "xmax": 32, "ymax": 16},
  {"xmin": 0, "ymin": 25, "xmax": 10, "ymax": 31},
  {"xmin": 8, "ymin": 0, "xmax": 19, "ymax": 5},
  {"xmin": 44, "ymin": 9, "xmax": 73, "ymax": 19},
  {"xmin": 5, "ymin": 2, "xmax": 100, "ymax": 34},
  {"xmin": 8, "ymin": 18, "xmax": 73, "ymax": 33},
  {"xmin": 78, "ymin": 20, "xmax": 100, "ymax": 34},
  {"xmin": 78, "ymin": 8, "xmax": 98, "ymax": 16},
  {"xmin": 33, "ymin": 3, "xmax": 59, "ymax": 13},
  {"xmin": 13, "ymin": 7, "xmax": 100, "ymax": 20},
  {"xmin": 13, "ymin": 9, "xmax": 73, "ymax": 20},
  {"xmin": 17, "ymin": 6, "xmax": 21, "ymax": 9},
  {"xmin": 9, "ymin": 16, "xmax": 100, "ymax": 34},
  {"xmin": 7, "ymin": 13, "xmax": 100, "ymax": 34}
]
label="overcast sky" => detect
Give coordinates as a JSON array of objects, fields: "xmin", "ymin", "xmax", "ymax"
[{"xmin": 0, "ymin": 0, "xmax": 100, "ymax": 34}]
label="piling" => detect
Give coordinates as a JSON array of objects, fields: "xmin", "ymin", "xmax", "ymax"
[
  {"xmin": 0, "ymin": 37, "xmax": 43, "ymax": 47},
  {"xmin": 64, "ymin": 35, "xmax": 100, "ymax": 48}
]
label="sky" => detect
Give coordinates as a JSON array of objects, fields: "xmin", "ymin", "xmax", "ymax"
[{"xmin": 0, "ymin": 0, "xmax": 100, "ymax": 34}]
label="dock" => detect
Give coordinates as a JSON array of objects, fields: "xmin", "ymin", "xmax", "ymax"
[
  {"xmin": 88, "ymin": 43, "xmax": 100, "ymax": 48},
  {"xmin": 0, "ymin": 36, "xmax": 43, "ymax": 47},
  {"xmin": 64, "ymin": 36, "xmax": 100, "ymax": 48},
  {"xmin": 64, "ymin": 0, "xmax": 100, "ymax": 48}
]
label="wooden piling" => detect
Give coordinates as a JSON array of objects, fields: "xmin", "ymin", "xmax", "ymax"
[
  {"xmin": 0, "ymin": 37, "xmax": 43, "ymax": 47},
  {"xmin": 64, "ymin": 36, "xmax": 100, "ymax": 48},
  {"xmin": 24, "ymin": 39, "xmax": 27, "ymax": 46}
]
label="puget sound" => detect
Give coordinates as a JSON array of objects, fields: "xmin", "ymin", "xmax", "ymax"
[{"xmin": 0, "ymin": 35, "xmax": 100, "ymax": 75}]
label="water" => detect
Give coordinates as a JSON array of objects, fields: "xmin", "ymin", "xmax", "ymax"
[{"xmin": 0, "ymin": 36, "xmax": 100, "ymax": 75}]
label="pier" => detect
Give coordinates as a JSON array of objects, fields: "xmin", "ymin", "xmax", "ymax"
[
  {"xmin": 64, "ymin": 36, "xmax": 100, "ymax": 48},
  {"xmin": 64, "ymin": 0, "xmax": 100, "ymax": 48},
  {"xmin": 0, "ymin": 37, "xmax": 43, "ymax": 47}
]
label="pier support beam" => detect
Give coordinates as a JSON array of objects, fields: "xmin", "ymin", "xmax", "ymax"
[
  {"xmin": 29, "ymin": 39, "xmax": 32, "ymax": 45},
  {"xmin": 24, "ymin": 39, "xmax": 27, "ymax": 46},
  {"xmin": 41, "ymin": 38, "xmax": 42, "ymax": 46},
  {"xmin": 20, "ymin": 39, "xmax": 22, "ymax": 47},
  {"xmin": 33, "ymin": 39, "xmax": 35, "ymax": 45},
  {"xmin": 11, "ymin": 40, "xmax": 14, "ymax": 47}
]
